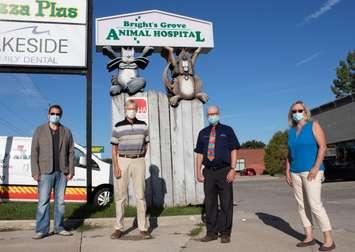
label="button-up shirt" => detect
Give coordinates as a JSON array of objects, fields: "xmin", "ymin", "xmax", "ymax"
[{"xmin": 194, "ymin": 123, "xmax": 240, "ymax": 168}]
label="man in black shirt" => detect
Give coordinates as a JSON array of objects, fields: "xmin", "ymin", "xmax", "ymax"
[
  {"xmin": 194, "ymin": 105, "xmax": 240, "ymax": 243},
  {"xmin": 31, "ymin": 104, "xmax": 75, "ymax": 239}
]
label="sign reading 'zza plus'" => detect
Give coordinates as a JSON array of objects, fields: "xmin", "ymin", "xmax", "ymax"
[
  {"xmin": 96, "ymin": 10, "xmax": 214, "ymax": 52},
  {"xmin": 0, "ymin": 0, "xmax": 87, "ymax": 68}
]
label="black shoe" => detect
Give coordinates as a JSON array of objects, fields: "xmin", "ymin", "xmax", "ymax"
[
  {"xmin": 319, "ymin": 242, "xmax": 336, "ymax": 251},
  {"xmin": 200, "ymin": 234, "xmax": 218, "ymax": 242},
  {"xmin": 221, "ymin": 235, "xmax": 231, "ymax": 243},
  {"xmin": 296, "ymin": 239, "xmax": 316, "ymax": 247}
]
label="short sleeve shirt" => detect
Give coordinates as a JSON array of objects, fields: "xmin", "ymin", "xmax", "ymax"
[
  {"xmin": 111, "ymin": 118, "xmax": 149, "ymax": 156},
  {"xmin": 194, "ymin": 123, "xmax": 240, "ymax": 168}
]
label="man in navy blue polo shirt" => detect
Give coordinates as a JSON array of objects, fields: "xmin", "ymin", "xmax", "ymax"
[{"xmin": 194, "ymin": 105, "xmax": 240, "ymax": 243}]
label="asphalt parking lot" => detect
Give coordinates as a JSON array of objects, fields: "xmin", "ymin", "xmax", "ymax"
[{"xmin": 1, "ymin": 176, "xmax": 354, "ymax": 251}]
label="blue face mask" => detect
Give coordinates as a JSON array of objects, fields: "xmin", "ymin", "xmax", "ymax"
[
  {"xmin": 292, "ymin": 112, "xmax": 304, "ymax": 122},
  {"xmin": 208, "ymin": 115, "xmax": 219, "ymax": 125},
  {"xmin": 49, "ymin": 115, "xmax": 61, "ymax": 124}
]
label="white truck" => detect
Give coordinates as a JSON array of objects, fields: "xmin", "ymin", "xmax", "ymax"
[{"xmin": 0, "ymin": 136, "xmax": 113, "ymax": 207}]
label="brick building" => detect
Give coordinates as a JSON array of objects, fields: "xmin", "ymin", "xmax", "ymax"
[{"xmin": 236, "ymin": 149, "xmax": 265, "ymax": 175}]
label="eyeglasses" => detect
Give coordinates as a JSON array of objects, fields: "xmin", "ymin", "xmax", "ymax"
[
  {"xmin": 292, "ymin": 109, "xmax": 304, "ymax": 113},
  {"xmin": 50, "ymin": 113, "xmax": 61, "ymax": 116}
]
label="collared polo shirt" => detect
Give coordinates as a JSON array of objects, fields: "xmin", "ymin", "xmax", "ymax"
[
  {"xmin": 111, "ymin": 118, "xmax": 149, "ymax": 156},
  {"xmin": 194, "ymin": 123, "xmax": 240, "ymax": 168}
]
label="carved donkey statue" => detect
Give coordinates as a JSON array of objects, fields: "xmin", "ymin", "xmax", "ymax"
[{"xmin": 161, "ymin": 47, "xmax": 208, "ymax": 107}]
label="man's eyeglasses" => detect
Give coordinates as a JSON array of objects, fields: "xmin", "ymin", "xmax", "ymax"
[
  {"xmin": 292, "ymin": 109, "xmax": 304, "ymax": 113},
  {"xmin": 50, "ymin": 113, "xmax": 61, "ymax": 116}
]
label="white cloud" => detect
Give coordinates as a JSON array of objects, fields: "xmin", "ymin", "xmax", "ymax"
[
  {"xmin": 299, "ymin": 0, "xmax": 341, "ymax": 25},
  {"xmin": 296, "ymin": 51, "xmax": 323, "ymax": 66}
]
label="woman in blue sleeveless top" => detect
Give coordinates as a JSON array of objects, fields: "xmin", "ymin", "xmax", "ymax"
[{"xmin": 286, "ymin": 101, "xmax": 335, "ymax": 251}]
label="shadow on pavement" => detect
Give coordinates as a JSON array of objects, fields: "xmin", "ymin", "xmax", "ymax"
[
  {"xmin": 64, "ymin": 203, "xmax": 111, "ymax": 231},
  {"xmin": 255, "ymin": 212, "xmax": 305, "ymax": 241},
  {"xmin": 145, "ymin": 164, "xmax": 167, "ymax": 233}
]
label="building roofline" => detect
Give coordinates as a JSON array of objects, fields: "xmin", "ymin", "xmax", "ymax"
[{"xmin": 311, "ymin": 94, "xmax": 355, "ymax": 116}]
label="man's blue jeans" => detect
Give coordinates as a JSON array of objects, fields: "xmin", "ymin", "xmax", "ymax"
[{"xmin": 35, "ymin": 171, "xmax": 67, "ymax": 234}]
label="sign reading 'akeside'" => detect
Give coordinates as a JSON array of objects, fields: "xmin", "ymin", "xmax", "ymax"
[{"xmin": 0, "ymin": 0, "xmax": 87, "ymax": 68}]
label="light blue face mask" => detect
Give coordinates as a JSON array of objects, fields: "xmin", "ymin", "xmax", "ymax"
[
  {"xmin": 49, "ymin": 115, "xmax": 61, "ymax": 124},
  {"xmin": 208, "ymin": 115, "xmax": 220, "ymax": 125},
  {"xmin": 292, "ymin": 112, "xmax": 304, "ymax": 122}
]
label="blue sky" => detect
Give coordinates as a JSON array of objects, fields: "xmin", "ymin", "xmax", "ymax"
[{"xmin": 0, "ymin": 0, "xmax": 354, "ymax": 157}]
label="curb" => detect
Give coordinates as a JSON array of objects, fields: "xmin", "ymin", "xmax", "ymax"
[{"xmin": 0, "ymin": 215, "xmax": 203, "ymax": 231}]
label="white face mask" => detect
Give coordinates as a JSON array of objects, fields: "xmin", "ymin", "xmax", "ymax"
[{"xmin": 126, "ymin": 109, "xmax": 137, "ymax": 119}]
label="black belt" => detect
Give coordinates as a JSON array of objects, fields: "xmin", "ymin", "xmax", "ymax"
[
  {"xmin": 119, "ymin": 153, "xmax": 145, "ymax": 159},
  {"xmin": 204, "ymin": 166, "xmax": 228, "ymax": 171}
]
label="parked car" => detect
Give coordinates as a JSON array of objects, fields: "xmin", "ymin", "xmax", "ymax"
[
  {"xmin": 240, "ymin": 168, "xmax": 256, "ymax": 176},
  {"xmin": 0, "ymin": 136, "xmax": 113, "ymax": 208},
  {"xmin": 323, "ymin": 141, "xmax": 355, "ymax": 182},
  {"xmin": 323, "ymin": 158, "xmax": 355, "ymax": 182}
]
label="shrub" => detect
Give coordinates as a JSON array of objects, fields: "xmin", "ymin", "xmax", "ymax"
[{"xmin": 264, "ymin": 130, "xmax": 288, "ymax": 176}]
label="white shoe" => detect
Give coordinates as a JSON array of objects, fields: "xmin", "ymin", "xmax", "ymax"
[
  {"xmin": 55, "ymin": 230, "xmax": 73, "ymax": 236},
  {"xmin": 32, "ymin": 232, "xmax": 46, "ymax": 239}
]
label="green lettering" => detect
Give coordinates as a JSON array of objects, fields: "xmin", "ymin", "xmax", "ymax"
[
  {"xmin": 9, "ymin": 4, "xmax": 19, "ymax": 15},
  {"xmin": 50, "ymin": 1, "xmax": 56, "ymax": 17},
  {"xmin": 106, "ymin": 29, "xmax": 119, "ymax": 40},
  {"xmin": 0, "ymin": 4, "xmax": 7, "ymax": 14},
  {"xmin": 195, "ymin": 31, "xmax": 205, "ymax": 42},
  {"xmin": 56, "ymin": 7, "xmax": 67, "ymax": 17},
  {"xmin": 129, "ymin": 30, "xmax": 138, "ymax": 36},
  {"xmin": 36, "ymin": 0, "xmax": 50, "ymax": 17},
  {"xmin": 118, "ymin": 30, "xmax": 126, "ymax": 36},
  {"xmin": 20, "ymin": 5, "xmax": 30, "ymax": 16},
  {"xmin": 67, "ymin": 8, "xmax": 77, "ymax": 18}
]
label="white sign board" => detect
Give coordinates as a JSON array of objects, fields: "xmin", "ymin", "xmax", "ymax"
[
  {"xmin": 0, "ymin": 0, "xmax": 87, "ymax": 68},
  {"xmin": 0, "ymin": 21, "xmax": 87, "ymax": 67},
  {"xmin": 96, "ymin": 10, "xmax": 214, "ymax": 52},
  {"xmin": 0, "ymin": 0, "xmax": 87, "ymax": 24}
]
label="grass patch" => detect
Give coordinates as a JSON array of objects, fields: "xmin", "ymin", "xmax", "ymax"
[
  {"xmin": 0, "ymin": 202, "xmax": 202, "ymax": 220},
  {"xmin": 188, "ymin": 223, "xmax": 204, "ymax": 237}
]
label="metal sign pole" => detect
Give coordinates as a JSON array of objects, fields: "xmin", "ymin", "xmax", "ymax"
[{"xmin": 86, "ymin": 0, "xmax": 93, "ymax": 203}]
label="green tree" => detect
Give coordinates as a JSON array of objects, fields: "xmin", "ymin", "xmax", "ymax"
[
  {"xmin": 331, "ymin": 50, "xmax": 355, "ymax": 98},
  {"xmin": 264, "ymin": 131, "xmax": 288, "ymax": 176},
  {"xmin": 240, "ymin": 140, "xmax": 265, "ymax": 149}
]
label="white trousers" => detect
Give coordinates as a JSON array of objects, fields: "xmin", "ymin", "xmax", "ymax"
[{"xmin": 291, "ymin": 171, "xmax": 332, "ymax": 232}]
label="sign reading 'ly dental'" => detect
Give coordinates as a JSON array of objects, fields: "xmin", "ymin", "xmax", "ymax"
[
  {"xmin": 96, "ymin": 10, "xmax": 214, "ymax": 52},
  {"xmin": 0, "ymin": 0, "xmax": 87, "ymax": 68}
]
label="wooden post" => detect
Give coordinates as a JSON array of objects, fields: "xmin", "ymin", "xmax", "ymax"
[{"xmin": 111, "ymin": 91, "xmax": 204, "ymax": 207}]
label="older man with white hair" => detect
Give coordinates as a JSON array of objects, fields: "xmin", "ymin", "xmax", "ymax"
[
  {"xmin": 110, "ymin": 100, "xmax": 151, "ymax": 240},
  {"xmin": 194, "ymin": 105, "xmax": 240, "ymax": 243}
]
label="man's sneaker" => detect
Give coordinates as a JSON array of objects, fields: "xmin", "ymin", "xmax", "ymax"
[
  {"xmin": 139, "ymin": 230, "xmax": 152, "ymax": 239},
  {"xmin": 200, "ymin": 234, "xmax": 218, "ymax": 242},
  {"xmin": 221, "ymin": 235, "xmax": 231, "ymax": 243},
  {"xmin": 110, "ymin": 229, "xmax": 123, "ymax": 239},
  {"xmin": 55, "ymin": 230, "xmax": 73, "ymax": 236},
  {"xmin": 32, "ymin": 232, "xmax": 46, "ymax": 240}
]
